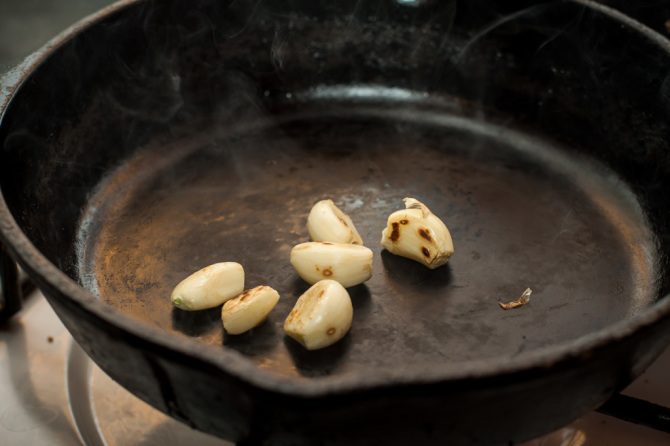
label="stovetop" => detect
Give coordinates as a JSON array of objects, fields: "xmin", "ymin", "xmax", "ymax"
[
  {"xmin": 1, "ymin": 1, "xmax": 670, "ymax": 445},
  {"xmin": 1, "ymin": 288, "xmax": 668, "ymax": 445},
  {"xmin": 0, "ymin": 289, "xmax": 229, "ymax": 446}
]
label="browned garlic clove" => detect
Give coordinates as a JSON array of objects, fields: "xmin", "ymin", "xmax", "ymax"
[
  {"xmin": 290, "ymin": 241, "xmax": 373, "ymax": 288},
  {"xmin": 284, "ymin": 279, "xmax": 353, "ymax": 350},
  {"xmin": 380, "ymin": 198, "xmax": 454, "ymax": 269},
  {"xmin": 307, "ymin": 199, "xmax": 363, "ymax": 245},
  {"xmin": 221, "ymin": 285, "xmax": 280, "ymax": 334}
]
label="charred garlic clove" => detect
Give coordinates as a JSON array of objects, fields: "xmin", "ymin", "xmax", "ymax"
[
  {"xmin": 380, "ymin": 197, "xmax": 454, "ymax": 269},
  {"xmin": 307, "ymin": 199, "xmax": 363, "ymax": 245},
  {"xmin": 290, "ymin": 241, "xmax": 373, "ymax": 288},
  {"xmin": 171, "ymin": 262, "xmax": 245, "ymax": 311},
  {"xmin": 221, "ymin": 286, "xmax": 280, "ymax": 334},
  {"xmin": 284, "ymin": 279, "xmax": 353, "ymax": 350}
]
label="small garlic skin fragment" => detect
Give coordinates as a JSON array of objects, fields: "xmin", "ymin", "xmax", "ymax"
[
  {"xmin": 171, "ymin": 262, "xmax": 244, "ymax": 311},
  {"xmin": 290, "ymin": 241, "xmax": 373, "ymax": 288},
  {"xmin": 284, "ymin": 279, "xmax": 353, "ymax": 350},
  {"xmin": 380, "ymin": 197, "xmax": 454, "ymax": 269},
  {"xmin": 499, "ymin": 288, "xmax": 532, "ymax": 310},
  {"xmin": 221, "ymin": 286, "xmax": 280, "ymax": 334},
  {"xmin": 307, "ymin": 199, "xmax": 363, "ymax": 245}
]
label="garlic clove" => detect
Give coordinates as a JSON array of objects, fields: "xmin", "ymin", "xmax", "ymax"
[
  {"xmin": 221, "ymin": 286, "xmax": 280, "ymax": 334},
  {"xmin": 380, "ymin": 198, "xmax": 454, "ymax": 269},
  {"xmin": 307, "ymin": 199, "xmax": 363, "ymax": 245},
  {"xmin": 290, "ymin": 241, "xmax": 373, "ymax": 288},
  {"xmin": 284, "ymin": 279, "xmax": 353, "ymax": 350},
  {"xmin": 171, "ymin": 262, "xmax": 245, "ymax": 311}
]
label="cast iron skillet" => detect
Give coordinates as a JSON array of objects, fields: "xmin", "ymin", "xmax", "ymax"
[{"xmin": 2, "ymin": 0, "xmax": 670, "ymax": 444}]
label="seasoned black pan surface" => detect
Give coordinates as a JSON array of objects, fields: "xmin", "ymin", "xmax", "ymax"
[{"xmin": 77, "ymin": 102, "xmax": 656, "ymax": 379}]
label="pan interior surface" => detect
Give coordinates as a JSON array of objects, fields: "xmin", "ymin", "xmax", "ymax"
[{"xmin": 75, "ymin": 101, "xmax": 657, "ymax": 380}]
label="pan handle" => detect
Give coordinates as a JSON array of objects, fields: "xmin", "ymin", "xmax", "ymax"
[
  {"xmin": 0, "ymin": 243, "xmax": 31, "ymax": 323},
  {"xmin": 597, "ymin": 393, "xmax": 670, "ymax": 433}
]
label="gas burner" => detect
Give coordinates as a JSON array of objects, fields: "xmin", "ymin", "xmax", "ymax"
[{"xmin": 67, "ymin": 330, "xmax": 228, "ymax": 446}]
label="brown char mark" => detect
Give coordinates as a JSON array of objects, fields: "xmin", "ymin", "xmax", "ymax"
[
  {"xmin": 390, "ymin": 222, "xmax": 400, "ymax": 242},
  {"xmin": 418, "ymin": 228, "xmax": 433, "ymax": 242}
]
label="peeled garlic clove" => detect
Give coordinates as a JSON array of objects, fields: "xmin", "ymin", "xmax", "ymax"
[
  {"xmin": 290, "ymin": 241, "xmax": 373, "ymax": 288},
  {"xmin": 171, "ymin": 262, "xmax": 245, "ymax": 311},
  {"xmin": 221, "ymin": 286, "xmax": 280, "ymax": 334},
  {"xmin": 284, "ymin": 279, "xmax": 353, "ymax": 350},
  {"xmin": 380, "ymin": 197, "xmax": 454, "ymax": 269},
  {"xmin": 307, "ymin": 199, "xmax": 363, "ymax": 245}
]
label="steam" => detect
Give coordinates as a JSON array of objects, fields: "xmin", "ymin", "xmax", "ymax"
[
  {"xmin": 105, "ymin": 53, "xmax": 183, "ymax": 123},
  {"xmin": 455, "ymin": 3, "xmax": 556, "ymax": 62},
  {"xmin": 5, "ymin": 0, "xmax": 667, "ymax": 307},
  {"xmin": 271, "ymin": 25, "xmax": 289, "ymax": 72}
]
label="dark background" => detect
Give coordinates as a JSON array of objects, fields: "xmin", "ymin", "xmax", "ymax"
[
  {"xmin": 0, "ymin": 0, "xmax": 113, "ymax": 66},
  {"xmin": 2, "ymin": 0, "xmax": 670, "ymax": 67}
]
